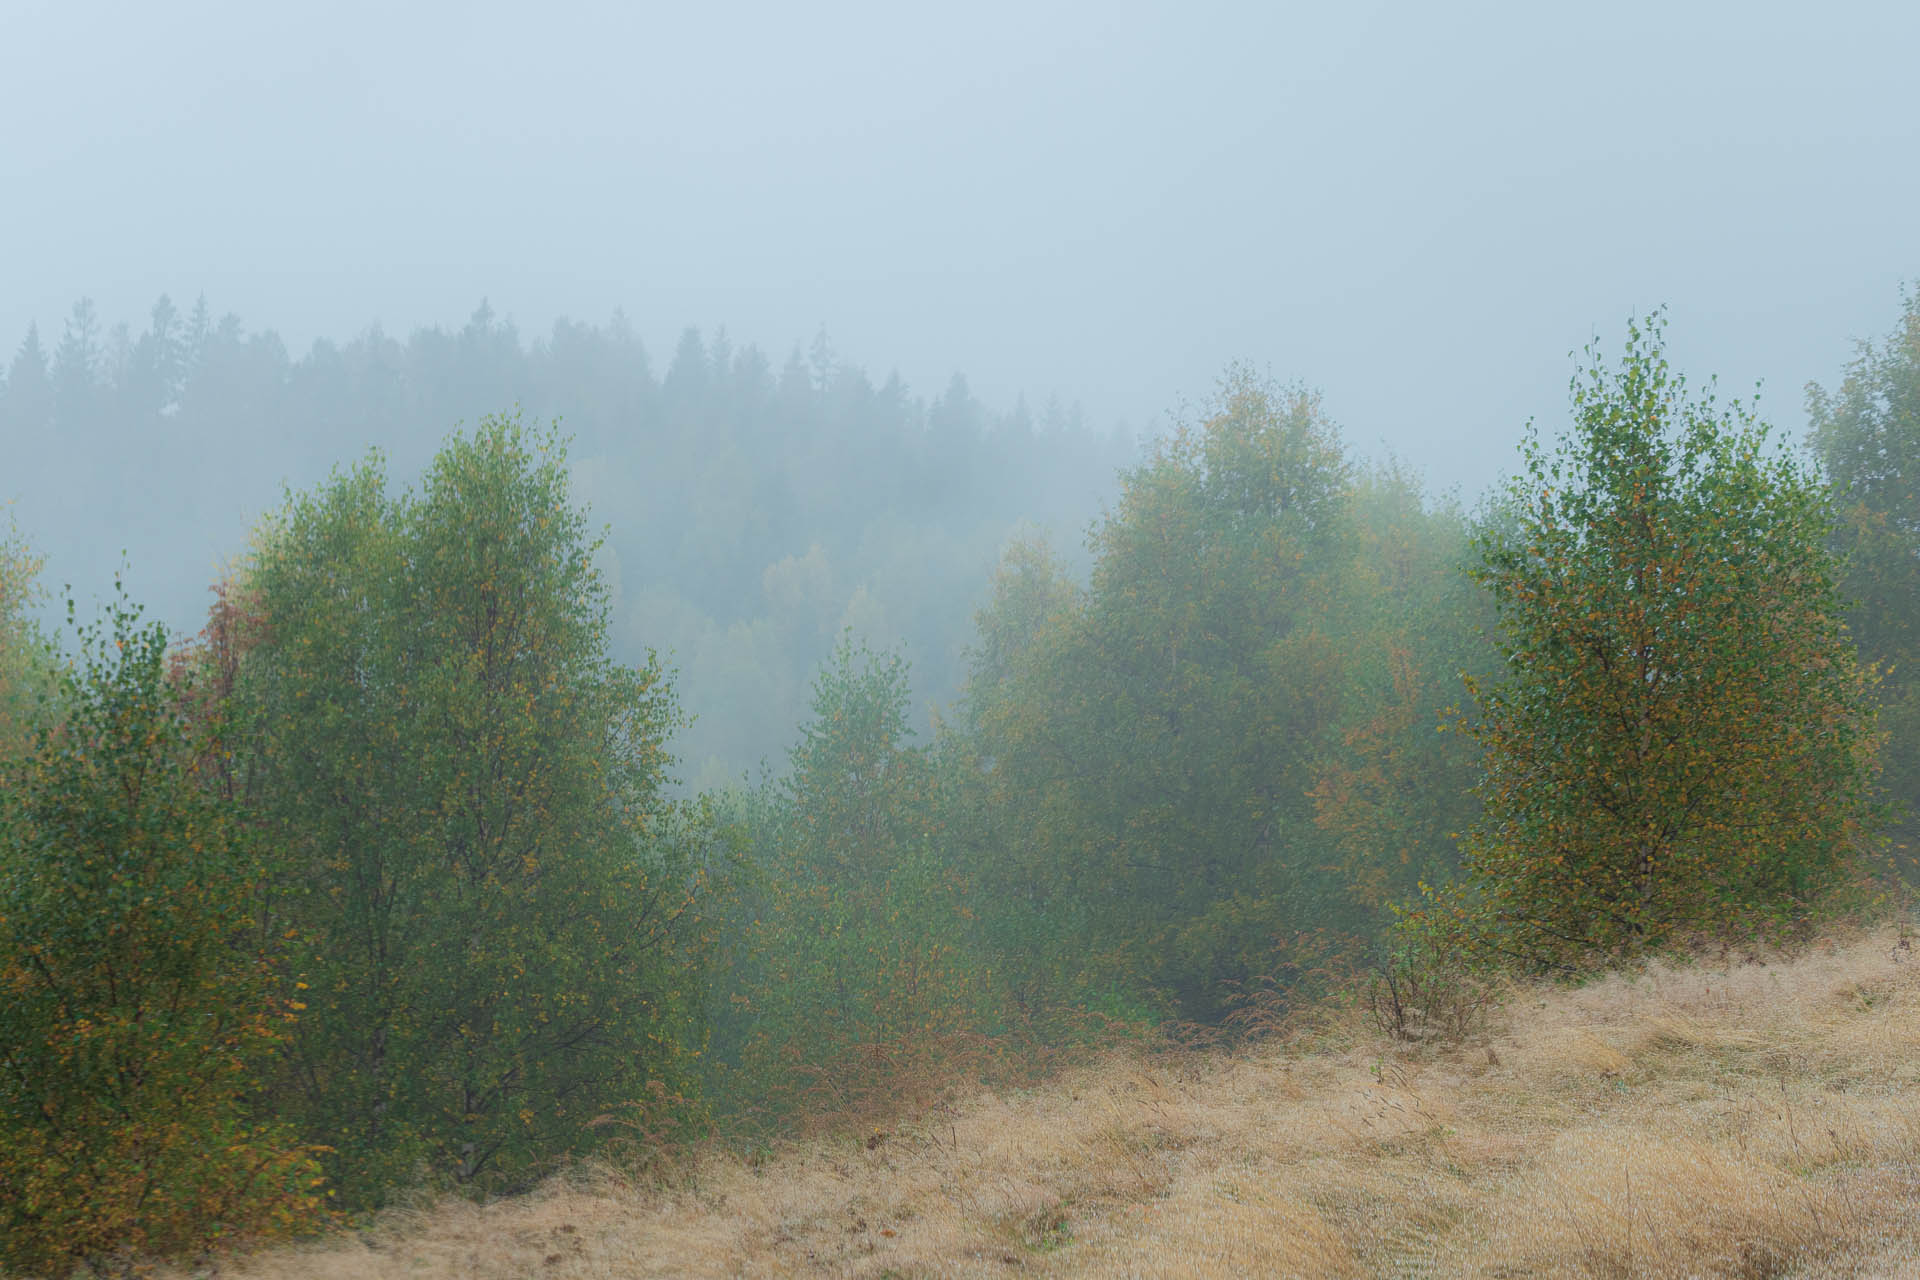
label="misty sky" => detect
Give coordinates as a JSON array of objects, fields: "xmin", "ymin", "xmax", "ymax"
[{"xmin": 5, "ymin": 0, "xmax": 1917, "ymax": 499}]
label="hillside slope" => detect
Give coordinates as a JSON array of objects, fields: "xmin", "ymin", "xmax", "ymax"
[{"xmin": 203, "ymin": 927, "xmax": 1920, "ymax": 1279}]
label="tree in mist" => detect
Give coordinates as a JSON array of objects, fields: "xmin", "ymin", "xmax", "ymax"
[
  {"xmin": 215, "ymin": 415, "xmax": 714, "ymax": 1199},
  {"xmin": 0, "ymin": 595, "xmax": 319, "ymax": 1279},
  {"xmin": 967, "ymin": 368, "xmax": 1362, "ymax": 1020},
  {"xmin": 1308, "ymin": 465, "xmax": 1488, "ymax": 912},
  {"xmin": 1808, "ymin": 287, "xmax": 1920, "ymax": 859},
  {"xmin": 3, "ymin": 296, "xmax": 1131, "ymax": 781},
  {"xmin": 50, "ymin": 299, "xmax": 101, "ymax": 430},
  {"xmin": 1462, "ymin": 316, "xmax": 1874, "ymax": 967},
  {"xmin": 0, "ymin": 530, "xmax": 50, "ymax": 756},
  {"xmin": 707, "ymin": 638, "xmax": 993, "ymax": 1123},
  {"xmin": 2, "ymin": 325, "xmax": 53, "ymax": 440},
  {"xmin": 116, "ymin": 293, "xmax": 187, "ymax": 421}
]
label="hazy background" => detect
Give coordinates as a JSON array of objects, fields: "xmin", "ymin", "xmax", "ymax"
[{"xmin": 4, "ymin": 0, "xmax": 1917, "ymax": 775}]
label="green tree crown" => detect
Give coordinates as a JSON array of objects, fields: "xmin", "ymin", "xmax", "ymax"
[{"xmin": 1463, "ymin": 314, "xmax": 1875, "ymax": 966}]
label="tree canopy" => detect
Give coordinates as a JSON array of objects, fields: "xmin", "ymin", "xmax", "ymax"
[
  {"xmin": 212, "ymin": 414, "xmax": 716, "ymax": 1199},
  {"xmin": 0, "ymin": 595, "xmax": 318, "ymax": 1277},
  {"xmin": 1808, "ymin": 287, "xmax": 1920, "ymax": 861},
  {"xmin": 0, "ymin": 295, "xmax": 1910, "ymax": 1268},
  {"xmin": 1462, "ymin": 315, "xmax": 1875, "ymax": 967}
]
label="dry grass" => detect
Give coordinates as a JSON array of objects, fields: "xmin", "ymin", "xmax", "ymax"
[{"xmin": 189, "ymin": 926, "xmax": 1920, "ymax": 1279}]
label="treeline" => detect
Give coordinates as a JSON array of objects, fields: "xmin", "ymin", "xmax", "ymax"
[
  {"xmin": 0, "ymin": 298, "xmax": 1133, "ymax": 782},
  {"xmin": 1, "ymin": 293, "xmax": 1916, "ymax": 1276}
]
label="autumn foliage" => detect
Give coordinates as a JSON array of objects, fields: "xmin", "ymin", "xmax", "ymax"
[
  {"xmin": 1456, "ymin": 315, "xmax": 1876, "ymax": 967},
  {"xmin": 0, "ymin": 530, "xmax": 48, "ymax": 758},
  {"xmin": 0, "ymin": 597, "xmax": 320, "ymax": 1279},
  {"xmin": 2, "ymin": 301, "xmax": 1916, "ymax": 1274}
]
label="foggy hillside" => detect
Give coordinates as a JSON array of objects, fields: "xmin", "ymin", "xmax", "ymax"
[
  {"xmin": 1, "ymin": 301, "xmax": 1134, "ymax": 778},
  {"xmin": 5, "ymin": 3, "xmax": 1920, "ymax": 1276}
]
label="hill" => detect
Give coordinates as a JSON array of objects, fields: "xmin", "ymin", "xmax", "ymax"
[{"xmin": 189, "ymin": 924, "xmax": 1920, "ymax": 1279}]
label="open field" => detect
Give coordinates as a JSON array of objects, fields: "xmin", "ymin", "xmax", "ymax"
[{"xmin": 198, "ymin": 926, "xmax": 1920, "ymax": 1279}]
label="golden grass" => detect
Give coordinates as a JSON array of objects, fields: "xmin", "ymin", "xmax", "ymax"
[{"xmin": 193, "ymin": 926, "xmax": 1920, "ymax": 1279}]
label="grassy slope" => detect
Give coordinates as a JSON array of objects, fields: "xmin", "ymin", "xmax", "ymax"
[{"xmin": 202, "ymin": 926, "xmax": 1920, "ymax": 1279}]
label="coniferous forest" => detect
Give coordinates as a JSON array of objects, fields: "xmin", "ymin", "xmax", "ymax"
[{"xmin": 2, "ymin": 291, "xmax": 1918, "ymax": 1276}]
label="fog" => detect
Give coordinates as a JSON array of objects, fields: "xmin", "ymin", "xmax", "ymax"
[
  {"xmin": 5, "ymin": 0, "xmax": 1918, "ymax": 776},
  {"xmin": 10, "ymin": 4, "xmax": 1920, "ymax": 1236}
]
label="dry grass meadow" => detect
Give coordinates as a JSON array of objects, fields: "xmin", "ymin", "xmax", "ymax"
[{"xmin": 195, "ymin": 925, "xmax": 1920, "ymax": 1279}]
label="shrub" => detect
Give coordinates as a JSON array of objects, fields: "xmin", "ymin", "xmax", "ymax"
[{"xmin": 0, "ymin": 594, "xmax": 319, "ymax": 1278}]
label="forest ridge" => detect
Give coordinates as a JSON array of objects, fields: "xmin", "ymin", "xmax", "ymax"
[{"xmin": 0, "ymin": 298, "xmax": 1134, "ymax": 783}]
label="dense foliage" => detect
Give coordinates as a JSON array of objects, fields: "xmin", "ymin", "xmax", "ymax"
[
  {"xmin": 1808, "ymin": 288, "xmax": 1920, "ymax": 861},
  {"xmin": 0, "ymin": 531, "xmax": 48, "ymax": 756},
  {"xmin": 0, "ymin": 597, "xmax": 319, "ymax": 1278},
  {"xmin": 705, "ymin": 640, "xmax": 1003, "ymax": 1126},
  {"xmin": 208, "ymin": 415, "xmax": 718, "ymax": 1200},
  {"xmin": 0, "ymin": 294, "xmax": 1911, "ymax": 1272},
  {"xmin": 1460, "ymin": 317, "xmax": 1875, "ymax": 967},
  {"xmin": 959, "ymin": 370, "xmax": 1485, "ymax": 1022}
]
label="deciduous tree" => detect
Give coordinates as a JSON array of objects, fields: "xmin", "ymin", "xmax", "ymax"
[
  {"xmin": 708, "ymin": 638, "xmax": 992, "ymax": 1125},
  {"xmin": 967, "ymin": 367, "xmax": 1358, "ymax": 1019},
  {"xmin": 1463, "ymin": 316, "xmax": 1874, "ymax": 967},
  {"xmin": 227, "ymin": 414, "xmax": 713, "ymax": 1199},
  {"xmin": 1807, "ymin": 288, "xmax": 1920, "ymax": 860},
  {"xmin": 0, "ymin": 594, "xmax": 318, "ymax": 1278}
]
